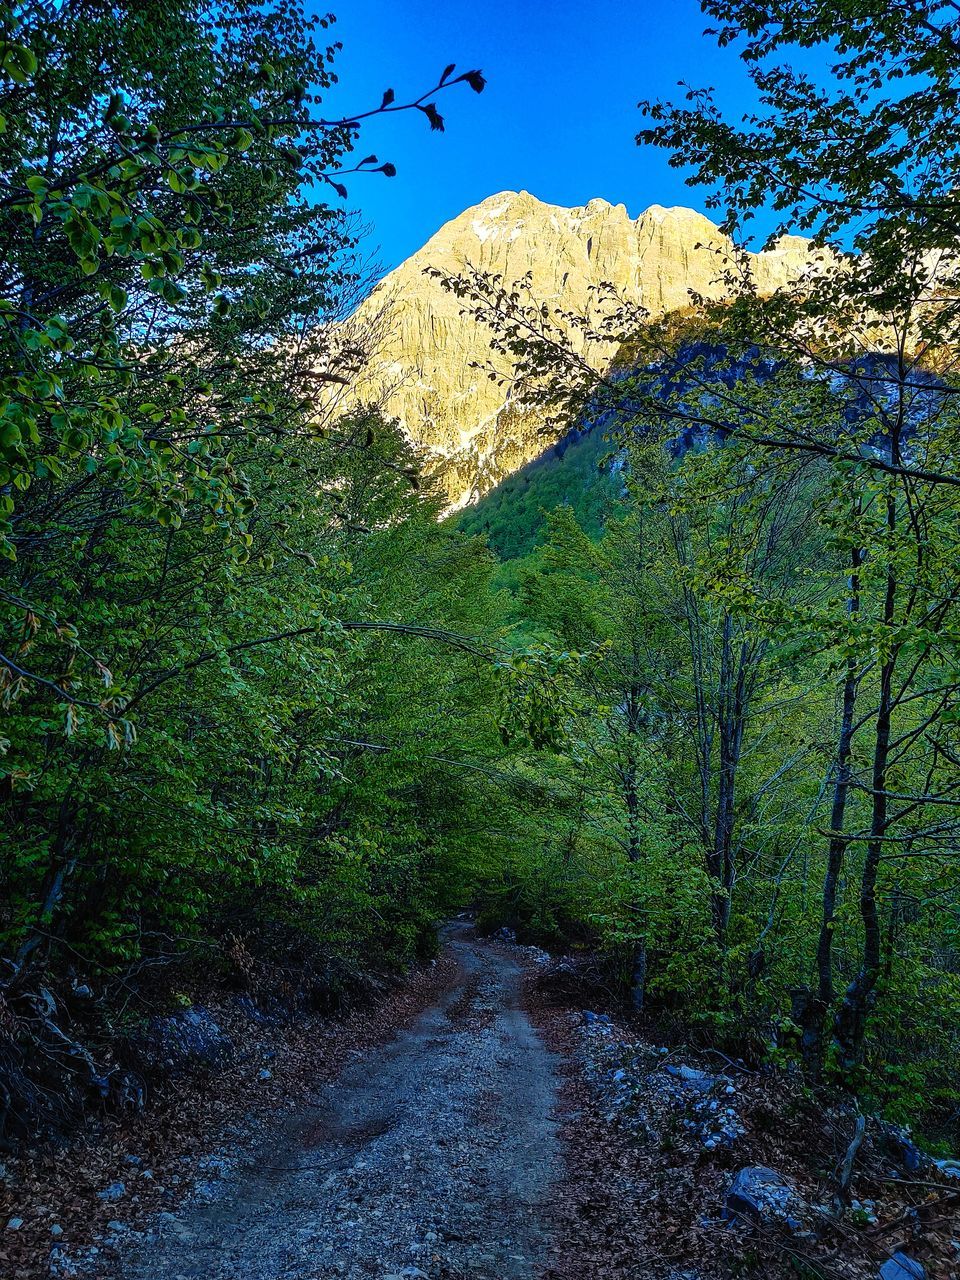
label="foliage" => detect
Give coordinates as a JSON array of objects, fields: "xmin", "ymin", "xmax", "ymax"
[
  {"xmin": 424, "ymin": 0, "xmax": 960, "ymax": 1140},
  {"xmin": 5, "ymin": 0, "xmax": 960, "ymax": 1158},
  {"xmin": 455, "ymin": 417, "xmax": 620, "ymax": 558},
  {"xmin": 0, "ymin": 0, "xmax": 522, "ymax": 1142}
]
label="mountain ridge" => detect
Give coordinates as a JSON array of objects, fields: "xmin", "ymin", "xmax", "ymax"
[{"xmin": 340, "ymin": 190, "xmax": 815, "ymax": 508}]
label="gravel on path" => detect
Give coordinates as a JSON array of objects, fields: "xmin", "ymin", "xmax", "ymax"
[{"xmin": 111, "ymin": 920, "xmax": 561, "ymax": 1280}]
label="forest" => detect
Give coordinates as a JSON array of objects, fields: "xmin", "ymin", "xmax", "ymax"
[{"xmin": 2, "ymin": 0, "xmax": 960, "ymax": 1192}]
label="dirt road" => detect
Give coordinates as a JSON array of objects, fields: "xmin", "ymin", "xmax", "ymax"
[{"xmin": 113, "ymin": 922, "xmax": 561, "ymax": 1280}]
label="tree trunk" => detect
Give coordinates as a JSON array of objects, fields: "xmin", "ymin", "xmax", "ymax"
[
  {"xmin": 710, "ymin": 616, "xmax": 749, "ymax": 941},
  {"xmin": 835, "ymin": 463, "xmax": 899, "ymax": 1070},
  {"xmin": 835, "ymin": 649, "xmax": 894, "ymax": 1069},
  {"xmin": 798, "ymin": 540, "xmax": 862, "ymax": 1079},
  {"xmin": 631, "ymin": 937, "xmax": 647, "ymax": 1012}
]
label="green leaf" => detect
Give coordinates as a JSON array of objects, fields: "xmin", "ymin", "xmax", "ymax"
[{"xmin": 3, "ymin": 43, "xmax": 38, "ymax": 84}]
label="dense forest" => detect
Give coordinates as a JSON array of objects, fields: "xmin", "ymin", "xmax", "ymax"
[{"xmin": 2, "ymin": 0, "xmax": 960, "ymax": 1170}]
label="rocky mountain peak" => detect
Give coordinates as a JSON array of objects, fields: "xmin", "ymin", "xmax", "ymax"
[{"xmin": 341, "ymin": 191, "xmax": 814, "ymax": 509}]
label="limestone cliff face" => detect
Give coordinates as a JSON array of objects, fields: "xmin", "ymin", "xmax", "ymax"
[{"xmin": 345, "ymin": 191, "xmax": 813, "ymax": 508}]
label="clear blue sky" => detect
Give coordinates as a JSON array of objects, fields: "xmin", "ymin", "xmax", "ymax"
[{"xmin": 320, "ymin": 0, "xmax": 783, "ymax": 277}]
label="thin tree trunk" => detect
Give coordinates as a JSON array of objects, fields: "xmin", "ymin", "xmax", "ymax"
[
  {"xmin": 623, "ymin": 678, "xmax": 646, "ymax": 1009},
  {"xmin": 710, "ymin": 617, "xmax": 749, "ymax": 941},
  {"xmin": 796, "ymin": 540, "xmax": 862, "ymax": 1079},
  {"xmin": 835, "ymin": 418, "xmax": 901, "ymax": 1069},
  {"xmin": 631, "ymin": 937, "xmax": 647, "ymax": 1012},
  {"xmin": 835, "ymin": 646, "xmax": 894, "ymax": 1068},
  {"xmin": 708, "ymin": 614, "xmax": 734, "ymax": 937}
]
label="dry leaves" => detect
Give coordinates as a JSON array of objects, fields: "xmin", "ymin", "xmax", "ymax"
[{"xmin": 0, "ymin": 953, "xmax": 458, "ymax": 1280}]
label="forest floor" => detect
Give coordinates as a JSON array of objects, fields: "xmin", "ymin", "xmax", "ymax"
[{"xmin": 4, "ymin": 922, "xmax": 958, "ymax": 1279}]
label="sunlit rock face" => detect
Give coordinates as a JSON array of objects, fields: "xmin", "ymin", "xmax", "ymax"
[{"xmin": 343, "ymin": 190, "xmax": 813, "ymax": 509}]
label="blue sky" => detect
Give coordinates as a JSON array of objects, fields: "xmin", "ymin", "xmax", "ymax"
[{"xmin": 320, "ymin": 0, "xmax": 781, "ymax": 277}]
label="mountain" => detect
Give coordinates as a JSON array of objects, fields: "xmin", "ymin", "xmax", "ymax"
[
  {"xmin": 458, "ymin": 343, "xmax": 949, "ymax": 562},
  {"xmin": 343, "ymin": 190, "xmax": 814, "ymax": 509},
  {"xmin": 457, "ymin": 338, "xmax": 775, "ymax": 558}
]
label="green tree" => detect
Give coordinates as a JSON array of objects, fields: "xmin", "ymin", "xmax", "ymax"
[{"xmin": 0, "ymin": 0, "xmax": 506, "ymax": 1140}]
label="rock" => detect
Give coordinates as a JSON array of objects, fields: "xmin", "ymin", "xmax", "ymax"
[
  {"xmin": 7, "ymin": 1217, "xmax": 24, "ymax": 1230},
  {"xmin": 900, "ymin": 1142, "xmax": 922, "ymax": 1172},
  {"xmin": 97, "ymin": 1181, "xmax": 125, "ymax": 1202},
  {"xmin": 724, "ymin": 1166, "xmax": 795, "ymax": 1224},
  {"xmin": 337, "ymin": 191, "xmax": 819, "ymax": 509},
  {"xmin": 126, "ymin": 1005, "xmax": 233, "ymax": 1075},
  {"xmin": 665, "ymin": 1064, "xmax": 719, "ymax": 1092},
  {"xmin": 112, "ymin": 1069, "xmax": 145, "ymax": 1111},
  {"xmin": 257, "ymin": 1068, "xmax": 273, "ymax": 1081},
  {"xmin": 880, "ymin": 1125, "xmax": 925, "ymax": 1173},
  {"xmin": 880, "ymin": 1253, "xmax": 926, "ymax": 1280},
  {"xmin": 50, "ymin": 1223, "xmax": 63, "ymax": 1237}
]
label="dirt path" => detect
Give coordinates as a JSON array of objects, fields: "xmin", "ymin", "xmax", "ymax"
[{"xmin": 111, "ymin": 922, "xmax": 561, "ymax": 1280}]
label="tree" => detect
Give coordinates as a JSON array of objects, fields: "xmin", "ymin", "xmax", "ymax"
[
  {"xmin": 637, "ymin": 0, "xmax": 960, "ymax": 1075},
  {"xmin": 0, "ymin": 0, "xmax": 484, "ymax": 709},
  {"xmin": 0, "ymin": 0, "xmax": 506, "ymax": 1140}
]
